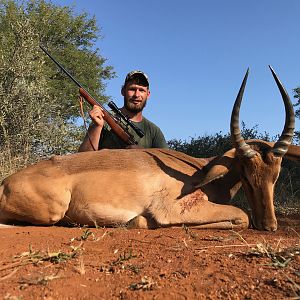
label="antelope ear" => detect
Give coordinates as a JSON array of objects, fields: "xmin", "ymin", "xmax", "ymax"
[{"xmin": 194, "ymin": 148, "xmax": 236, "ymax": 188}]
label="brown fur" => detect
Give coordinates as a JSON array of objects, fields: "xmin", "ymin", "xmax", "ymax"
[{"xmin": 1, "ymin": 141, "xmax": 299, "ymax": 231}]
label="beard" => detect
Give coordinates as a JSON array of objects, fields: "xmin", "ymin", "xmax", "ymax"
[{"xmin": 124, "ymin": 97, "xmax": 147, "ymax": 113}]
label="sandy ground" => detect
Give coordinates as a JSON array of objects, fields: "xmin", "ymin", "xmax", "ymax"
[{"xmin": 0, "ymin": 215, "xmax": 299, "ymax": 300}]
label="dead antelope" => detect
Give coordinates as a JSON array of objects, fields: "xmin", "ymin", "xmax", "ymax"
[{"xmin": 0, "ymin": 67, "xmax": 298, "ymax": 231}]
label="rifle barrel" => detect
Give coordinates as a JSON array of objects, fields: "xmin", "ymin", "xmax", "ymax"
[
  {"xmin": 40, "ymin": 45, "xmax": 83, "ymax": 88},
  {"xmin": 40, "ymin": 45, "xmax": 143, "ymax": 145}
]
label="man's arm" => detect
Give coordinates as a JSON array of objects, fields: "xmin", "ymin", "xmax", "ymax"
[
  {"xmin": 78, "ymin": 105, "xmax": 105, "ymax": 152},
  {"xmin": 78, "ymin": 124, "xmax": 103, "ymax": 152}
]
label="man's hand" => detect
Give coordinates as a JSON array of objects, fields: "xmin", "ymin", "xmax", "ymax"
[{"xmin": 89, "ymin": 105, "xmax": 105, "ymax": 128}]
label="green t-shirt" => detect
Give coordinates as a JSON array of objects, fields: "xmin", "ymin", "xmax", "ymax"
[{"xmin": 99, "ymin": 117, "xmax": 168, "ymax": 149}]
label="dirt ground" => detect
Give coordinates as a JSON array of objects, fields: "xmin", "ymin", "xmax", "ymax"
[{"xmin": 0, "ymin": 215, "xmax": 299, "ymax": 300}]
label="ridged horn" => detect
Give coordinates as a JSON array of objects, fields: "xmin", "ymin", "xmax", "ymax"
[
  {"xmin": 269, "ymin": 65, "xmax": 295, "ymax": 157},
  {"xmin": 230, "ymin": 68, "xmax": 256, "ymax": 158}
]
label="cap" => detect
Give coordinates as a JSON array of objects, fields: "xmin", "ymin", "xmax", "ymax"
[{"xmin": 124, "ymin": 70, "xmax": 149, "ymax": 87}]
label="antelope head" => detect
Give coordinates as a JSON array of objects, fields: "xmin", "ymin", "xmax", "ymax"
[{"xmin": 230, "ymin": 66, "xmax": 295, "ymax": 231}]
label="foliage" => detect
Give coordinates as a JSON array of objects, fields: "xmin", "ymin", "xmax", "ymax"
[
  {"xmin": 0, "ymin": 0, "xmax": 114, "ymax": 178},
  {"xmin": 293, "ymin": 87, "xmax": 300, "ymax": 142},
  {"xmin": 168, "ymin": 123, "xmax": 271, "ymax": 158},
  {"xmin": 275, "ymin": 158, "xmax": 300, "ymax": 207},
  {"xmin": 294, "ymin": 87, "xmax": 300, "ymax": 119}
]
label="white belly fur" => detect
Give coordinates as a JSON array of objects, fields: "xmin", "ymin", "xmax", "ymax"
[{"xmin": 65, "ymin": 202, "xmax": 142, "ymax": 226}]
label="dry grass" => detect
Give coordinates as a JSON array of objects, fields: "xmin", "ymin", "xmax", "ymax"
[{"xmin": 0, "ymin": 243, "xmax": 82, "ymax": 282}]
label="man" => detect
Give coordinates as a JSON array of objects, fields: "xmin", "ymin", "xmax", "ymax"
[{"xmin": 78, "ymin": 70, "xmax": 168, "ymax": 151}]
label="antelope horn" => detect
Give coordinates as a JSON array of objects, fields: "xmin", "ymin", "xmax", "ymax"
[
  {"xmin": 269, "ymin": 65, "xmax": 295, "ymax": 157},
  {"xmin": 230, "ymin": 68, "xmax": 256, "ymax": 158}
]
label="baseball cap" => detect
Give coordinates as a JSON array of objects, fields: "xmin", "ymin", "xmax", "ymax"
[{"xmin": 124, "ymin": 70, "xmax": 149, "ymax": 87}]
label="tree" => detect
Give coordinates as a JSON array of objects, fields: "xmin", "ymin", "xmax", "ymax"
[
  {"xmin": 293, "ymin": 87, "xmax": 300, "ymax": 144},
  {"xmin": 0, "ymin": 0, "xmax": 114, "ymax": 178},
  {"xmin": 294, "ymin": 87, "xmax": 300, "ymax": 117}
]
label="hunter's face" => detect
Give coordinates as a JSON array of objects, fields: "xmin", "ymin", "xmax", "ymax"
[{"xmin": 122, "ymin": 81, "xmax": 150, "ymax": 113}]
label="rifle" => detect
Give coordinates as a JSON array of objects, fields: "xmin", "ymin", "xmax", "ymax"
[{"xmin": 40, "ymin": 45, "xmax": 144, "ymax": 146}]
